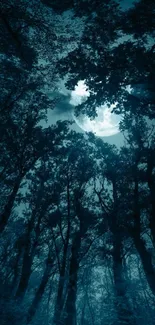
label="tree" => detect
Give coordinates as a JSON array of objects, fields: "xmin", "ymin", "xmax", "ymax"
[
  {"xmin": 53, "ymin": 132, "xmax": 97, "ymax": 324},
  {"xmin": 93, "ymin": 139, "xmax": 136, "ymax": 324},
  {"xmin": 57, "ymin": 0, "xmax": 155, "ymax": 119},
  {"xmin": 119, "ymin": 116, "xmax": 155, "ymax": 296}
]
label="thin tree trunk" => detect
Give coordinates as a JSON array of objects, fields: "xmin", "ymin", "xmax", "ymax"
[
  {"xmin": 111, "ymin": 180, "xmax": 135, "ymax": 325},
  {"xmin": 15, "ymin": 240, "xmax": 32, "ymax": 299},
  {"xmin": 11, "ymin": 247, "xmax": 23, "ymax": 295},
  {"xmin": 113, "ymin": 233, "xmax": 135, "ymax": 325},
  {"xmin": 27, "ymin": 254, "xmax": 52, "ymax": 324},
  {"xmin": 15, "ymin": 188, "xmax": 45, "ymax": 299},
  {"xmin": 53, "ymin": 241, "xmax": 69, "ymax": 324},
  {"xmin": 53, "ymin": 174, "xmax": 71, "ymax": 324},
  {"xmin": 64, "ymin": 234, "xmax": 80, "ymax": 325},
  {"xmin": 132, "ymin": 230, "xmax": 155, "ymax": 295},
  {"xmin": 132, "ymin": 174, "xmax": 155, "ymax": 296},
  {"xmin": 0, "ymin": 177, "xmax": 21, "ymax": 233}
]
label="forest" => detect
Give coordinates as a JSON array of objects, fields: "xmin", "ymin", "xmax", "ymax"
[{"xmin": 0, "ymin": 0, "xmax": 155, "ymax": 324}]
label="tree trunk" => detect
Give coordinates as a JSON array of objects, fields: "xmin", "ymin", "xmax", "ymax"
[
  {"xmin": 15, "ymin": 195, "xmax": 44, "ymax": 299},
  {"xmin": 15, "ymin": 241, "xmax": 32, "ymax": 299},
  {"xmin": 113, "ymin": 232, "xmax": 135, "ymax": 325},
  {"xmin": 132, "ymin": 229, "xmax": 155, "ymax": 295},
  {"xmin": 53, "ymin": 240, "xmax": 69, "ymax": 325},
  {"xmin": 53, "ymin": 174, "xmax": 71, "ymax": 324},
  {"xmin": 0, "ymin": 177, "xmax": 21, "ymax": 233},
  {"xmin": 64, "ymin": 233, "xmax": 81, "ymax": 325},
  {"xmin": 15, "ymin": 221, "xmax": 34, "ymax": 299},
  {"xmin": 132, "ymin": 173, "xmax": 155, "ymax": 296},
  {"xmin": 27, "ymin": 254, "xmax": 52, "ymax": 324},
  {"xmin": 111, "ymin": 180, "xmax": 135, "ymax": 324},
  {"xmin": 11, "ymin": 247, "xmax": 23, "ymax": 296}
]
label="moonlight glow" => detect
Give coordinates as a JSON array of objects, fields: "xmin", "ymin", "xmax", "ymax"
[{"xmin": 70, "ymin": 80, "xmax": 122, "ymax": 137}]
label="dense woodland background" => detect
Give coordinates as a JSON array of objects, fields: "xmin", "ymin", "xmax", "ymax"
[{"xmin": 0, "ymin": 0, "xmax": 155, "ymax": 324}]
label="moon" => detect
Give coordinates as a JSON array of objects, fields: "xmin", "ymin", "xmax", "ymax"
[
  {"xmin": 70, "ymin": 80, "xmax": 122, "ymax": 137},
  {"xmin": 72, "ymin": 105, "xmax": 121, "ymax": 137}
]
